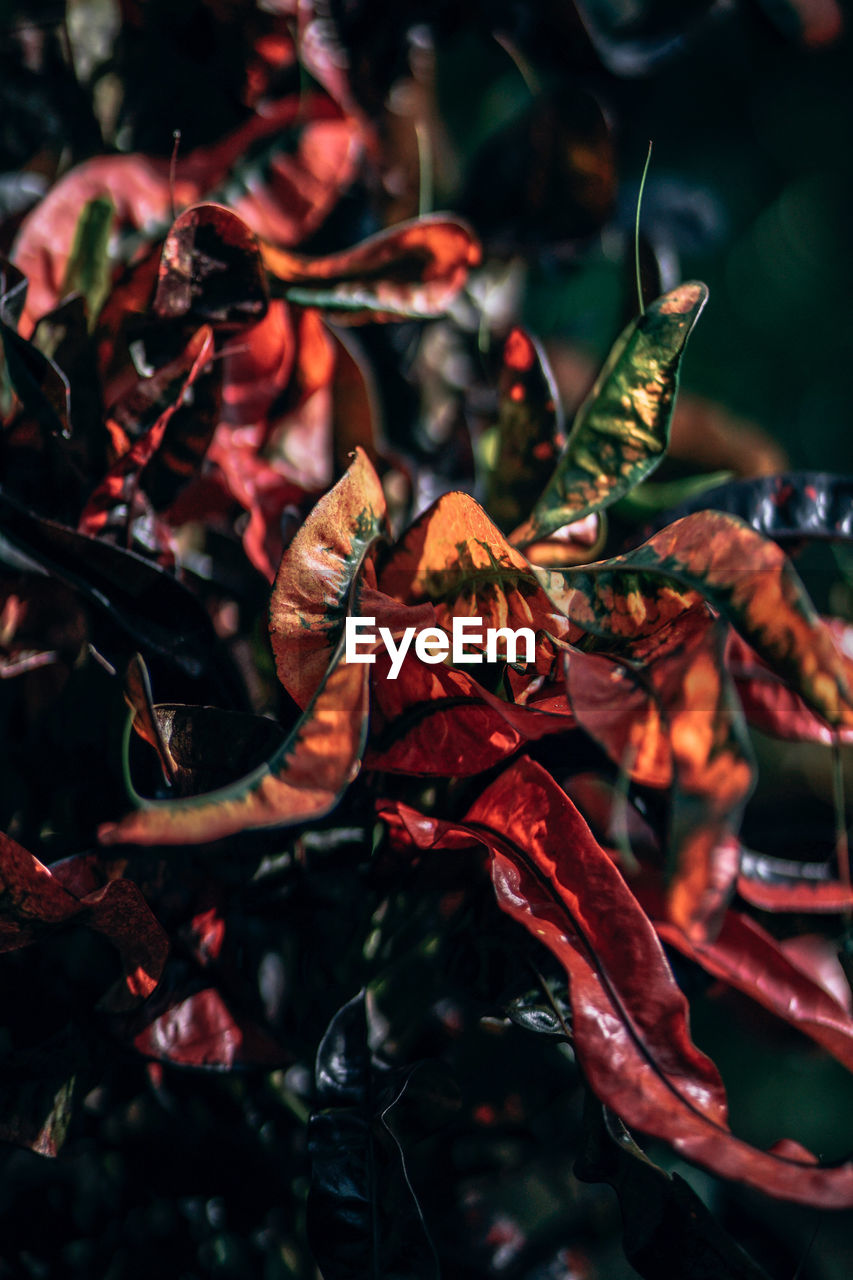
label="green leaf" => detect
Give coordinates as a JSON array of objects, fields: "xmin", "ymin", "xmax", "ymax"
[
  {"xmin": 62, "ymin": 197, "xmax": 115, "ymax": 331},
  {"xmin": 512, "ymin": 282, "xmax": 707, "ymax": 544}
]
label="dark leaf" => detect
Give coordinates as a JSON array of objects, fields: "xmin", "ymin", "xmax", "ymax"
[
  {"xmin": 1, "ymin": 259, "xmax": 71, "ymax": 438},
  {"xmin": 0, "ymin": 483, "xmax": 240, "ymax": 695},
  {"xmin": 307, "ymin": 990, "xmax": 447, "ymax": 1280},
  {"xmin": 0, "ymin": 1031, "xmax": 78, "ymax": 1158},
  {"xmin": 574, "ymin": 0, "xmax": 717, "ymax": 75},
  {"xmin": 576, "ymin": 1098, "xmax": 770, "ymax": 1280},
  {"xmin": 154, "ymin": 204, "xmax": 269, "ymax": 328},
  {"xmin": 753, "ymin": 0, "xmax": 843, "ymax": 46},
  {"xmin": 0, "ymin": 831, "xmax": 168, "ymax": 1006},
  {"xmin": 639, "ymin": 472, "xmax": 853, "ymax": 546},
  {"xmin": 142, "ymin": 704, "xmax": 287, "ymax": 798},
  {"xmin": 460, "ymin": 84, "xmax": 616, "ymax": 248}
]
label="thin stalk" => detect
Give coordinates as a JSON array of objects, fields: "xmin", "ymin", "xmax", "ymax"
[{"xmin": 635, "ymin": 141, "xmax": 653, "ymax": 318}]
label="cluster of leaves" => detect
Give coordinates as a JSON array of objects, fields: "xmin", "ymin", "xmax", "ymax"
[{"xmin": 1, "ymin": 1, "xmax": 852, "ymax": 1277}]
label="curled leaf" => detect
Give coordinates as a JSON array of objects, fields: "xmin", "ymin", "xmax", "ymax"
[
  {"xmin": 98, "ymin": 645, "xmax": 369, "ymax": 846},
  {"xmin": 270, "ymin": 446, "xmax": 387, "ymax": 709}
]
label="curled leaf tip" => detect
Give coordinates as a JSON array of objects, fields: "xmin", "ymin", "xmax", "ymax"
[{"xmin": 658, "ymin": 281, "xmax": 708, "ymax": 316}]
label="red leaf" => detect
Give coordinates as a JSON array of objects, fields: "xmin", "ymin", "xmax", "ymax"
[
  {"xmin": 367, "ymin": 655, "xmax": 573, "ymax": 776},
  {"xmin": 133, "ymin": 987, "xmax": 284, "ymax": 1069},
  {"xmin": 261, "ymin": 215, "xmax": 481, "ymax": 321},
  {"xmin": 382, "ymin": 759, "xmax": 853, "ymax": 1205},
  {"xmin": 737, "ymin": 851, "xmax": 853, "ymax": 915},
  {"xmin": 78, "ymin": 326, "xmax": 218, "ymax": 546},
  {"xmin": 727, "ymin": 627, "xmax": 853, "ymax": 746},
  {"xmin": 541, "ymin": 510, "xmax": 853, "ymax": 729},
  {"xmin": 0, "ymin": 832, "xmax": 167, "ymax": 1005},
  {"xmin": 654, "ymin": 909, "xmax": 853, "ymax": 1072},
  {"xmin": 566, "ymin": 612, "xmax": 754, "ymax": 939}
]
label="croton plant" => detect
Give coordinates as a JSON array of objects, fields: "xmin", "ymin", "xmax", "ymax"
[{"xmin": 0, "ymin": 1, "xmax": 851, "ymax": 1277}]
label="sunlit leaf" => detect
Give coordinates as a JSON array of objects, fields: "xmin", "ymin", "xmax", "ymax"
[
  {"xmin": 512, "ymin": 282, "xmax": 707, "ymax": 545},
  {"xmin": 261, "ymin": 215, "xmax": 481, "ymax": 322},
  {"xmin": 270, "ymin": 446, "xmax": 387, "ymax": 709},
  {"xmin": 379, "ymin": 490, "xmax": 571, "ymax": 669},
  {"xmin": 540, "ymin": 510, "xmax": 853, "ymax": 729}
]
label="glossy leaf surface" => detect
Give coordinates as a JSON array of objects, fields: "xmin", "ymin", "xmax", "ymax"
[
  {"xmin": 386, "ymin": 759, "xmax": 853, "ymax": 1205},
  {"xmin": 641, "ymin": 472, "xmax": 853, "ymax": 545},
  {"xmin": 655, "ymin": 908, "xmax": 853, "ymax": 1071},
  {"xmin": 306, "ymin": 991, "xmax": 444, "ymax": 1280}
]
